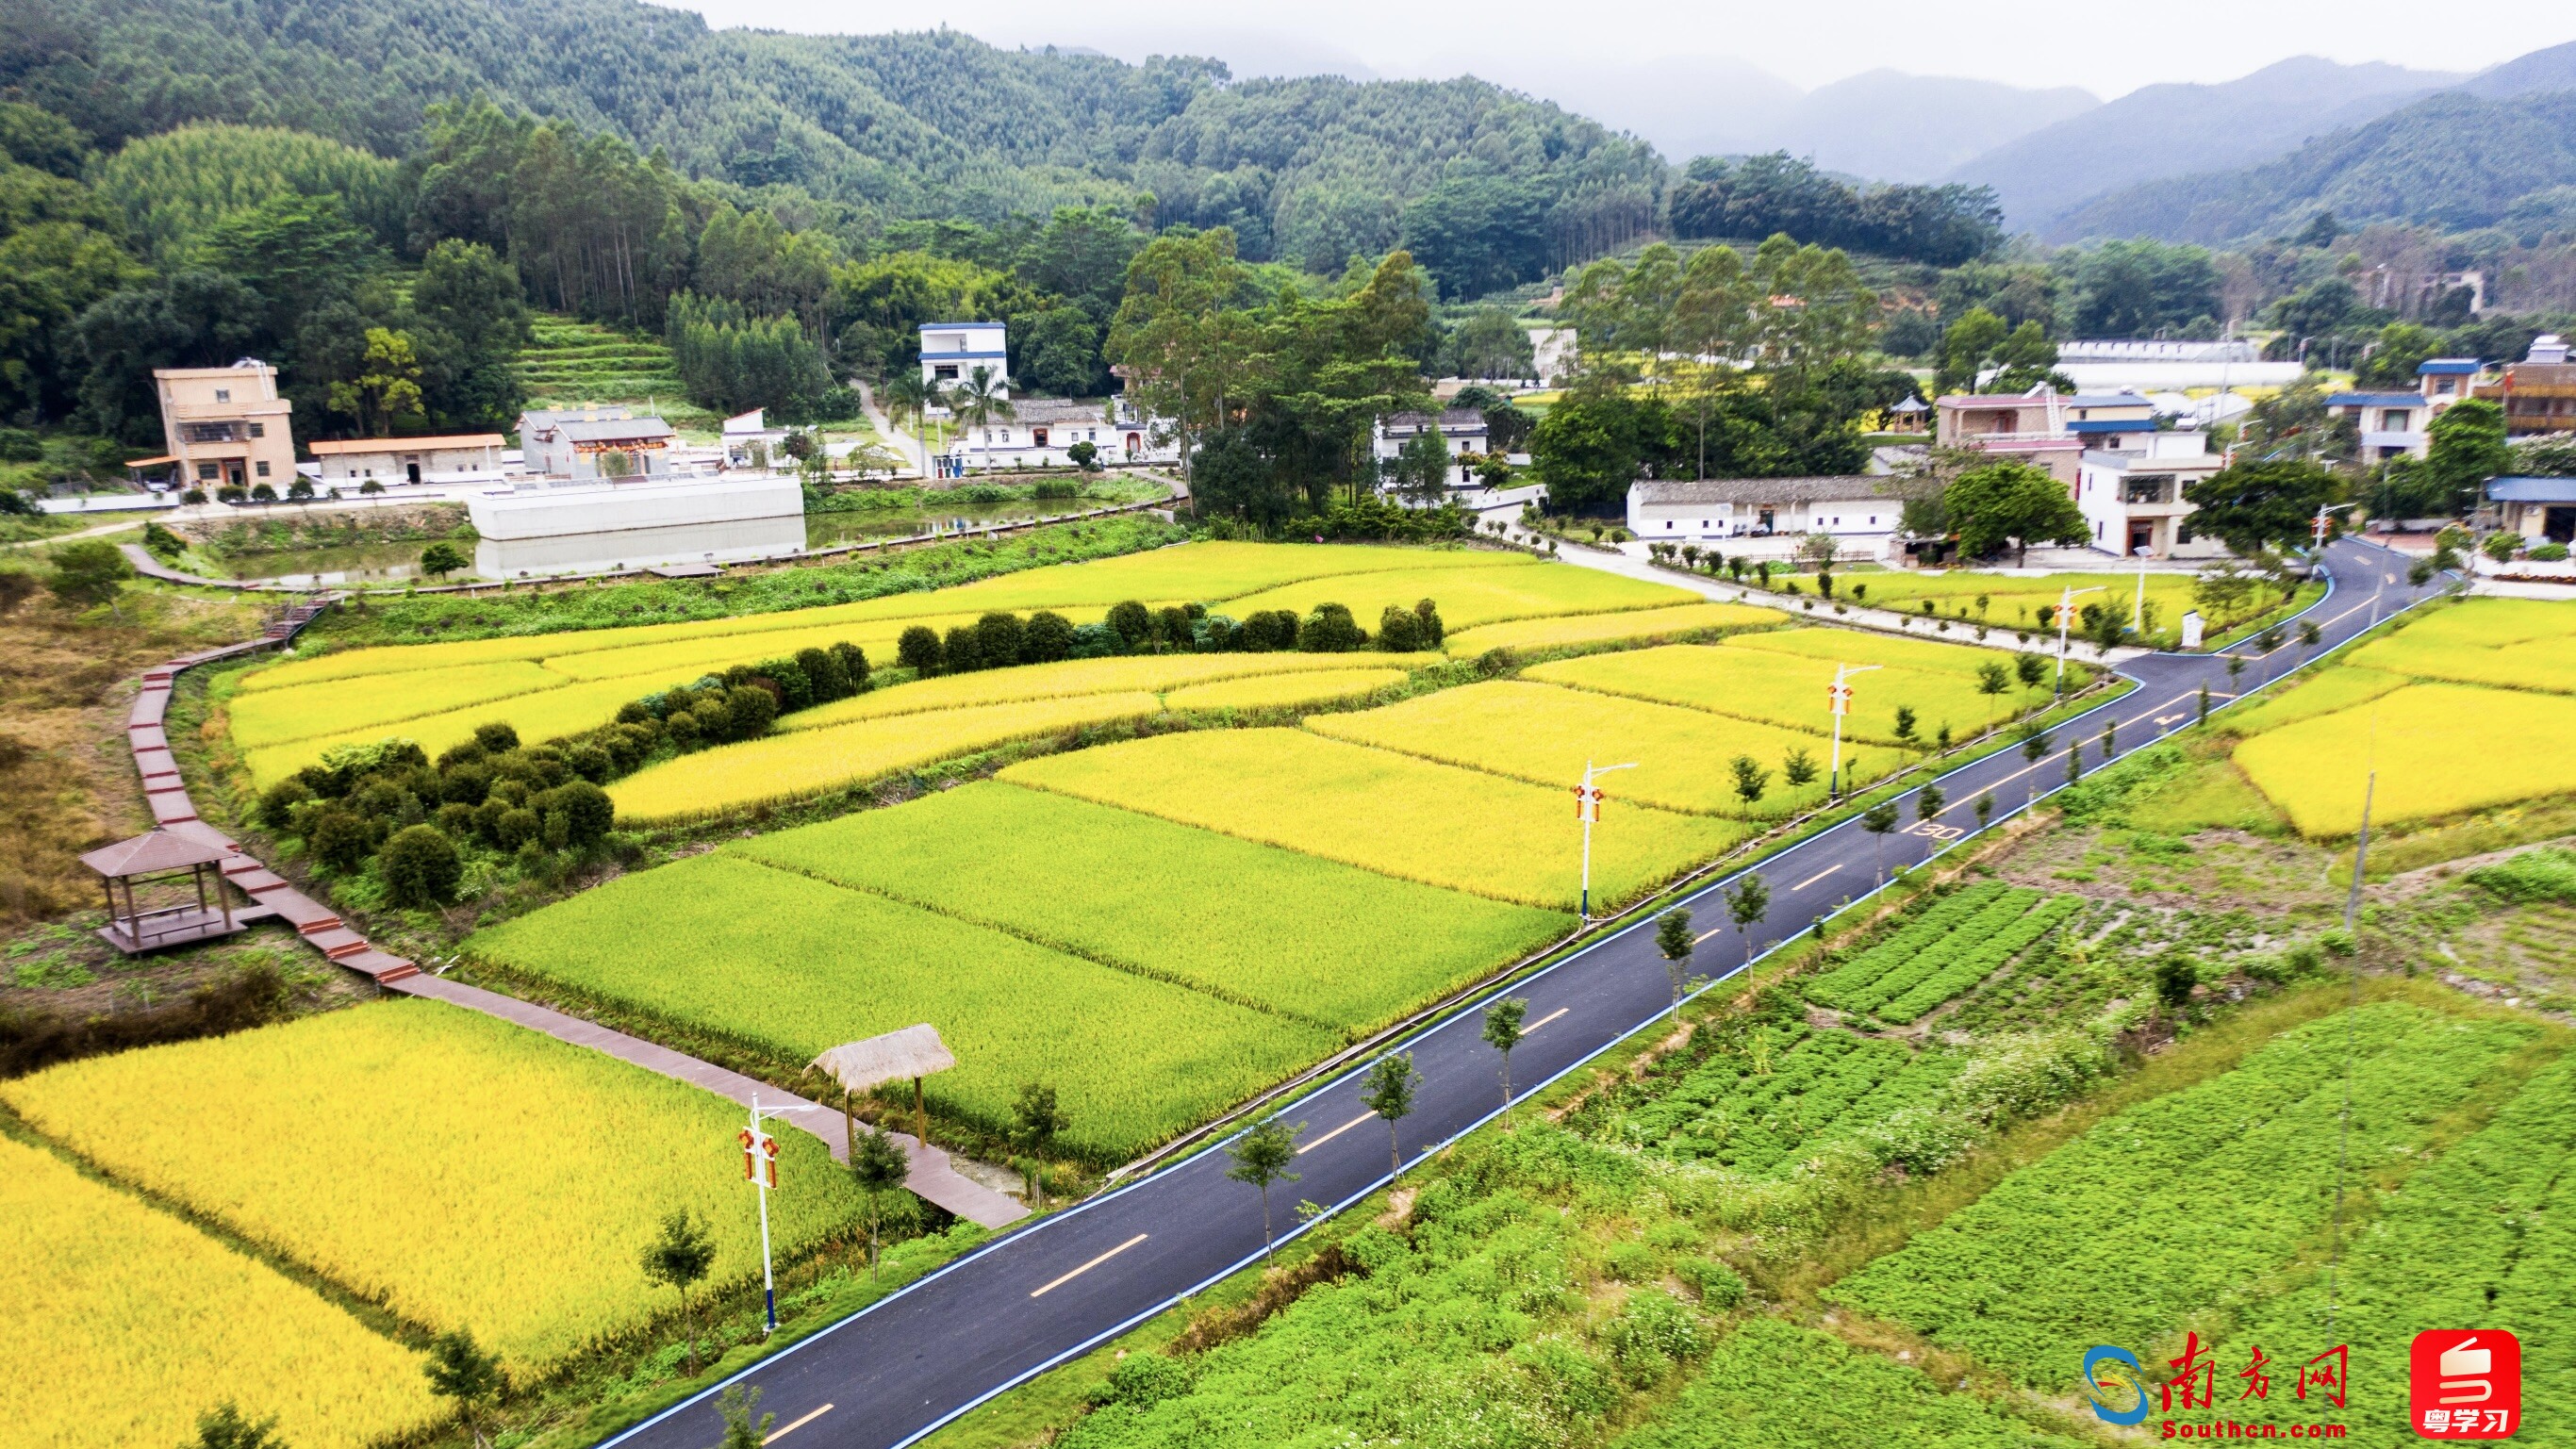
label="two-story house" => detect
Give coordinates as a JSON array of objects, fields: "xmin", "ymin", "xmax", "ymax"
[
  {"xmin": 2327, "ymin": 356, "xmax": 2490, "ymax": 460},
  {"xmin": 2472, "ymin": 335, "xmax": 2576, "ymax": 436},
  {"xmin": 150, "ymin": 362, "xmax": 296, "ymax": 492},
  {"xmin": 2075, "ymin": 429, "xmax": 2226, "ymax": 559},
  {"xmin": 1373, "ymin": 409, "xmax": 1492, "ymax": 493},
  {"xmin": 918, "ymin": 322, "xmax": 1009, "ymax": 400},
  {"xmin": 1934, "ymin": 389, "xmax": 2084, "ymax": 486}
]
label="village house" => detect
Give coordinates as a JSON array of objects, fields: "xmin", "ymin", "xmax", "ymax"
[
  {"xmin": 1625, "ymin": 475, "xmax": 1925, "ymax": 559},
  {"xmin": 721, "ymin": 409, "xmax": 789, "ymax": 469},
  {"xmin": 2327, "ymin": 355, "xmax": 2491, "ymax": 460},
  {"xmin": 2472, "ymin": 334, "xmax": 2576, "ymax": 436},
  {"xmin": 307, "ymin": 434, "xmax": 507, "ymax": 488},
  {"xmin": 1372, "ymin": 409, "xmax": 1492, "ymax": 493},
  {"xmin": 1934, "ymin": 389, "xmax": 2084, "ymax": 486},
  {"xmin": 940, "ymin": 398, "xmax": 1124, "ymax": 472},
  {"xmin": 144, "ymin": 361, "xmax": 296, "ymax": 492},
  {"xmin": 2489, "ymin": 476, "xmax": 2576, "ymax": 547},
  {"xmin": 2074, "ymin": 429, "xmax": 2226, "ymax": 559},
  {"xmin": 919, "ymin": 321, "xmax": 1009, "ymax": 400}
]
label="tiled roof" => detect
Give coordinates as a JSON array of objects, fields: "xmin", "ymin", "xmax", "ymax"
[
  {"xmin": 2489, "ymin": 476, "xmax": 2576, "ymax": 502},
  {"xmin": 1632, "ymin": 475, "xmax": 1926, "ymax": 506}
]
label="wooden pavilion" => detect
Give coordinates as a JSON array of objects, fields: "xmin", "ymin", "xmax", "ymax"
[
  {"xmin": 812, "ymin": 1024, "xmax": 957, "ymax": 1146},
  {"xmin": 80, "ymin": 830, "xmax": 249, "ymax": 954}
]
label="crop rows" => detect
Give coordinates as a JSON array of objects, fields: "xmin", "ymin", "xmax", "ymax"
[
  {"xmin": 1874, "ymin": 896, "xmax": 2083, "ymax": 1024},
  {"xmin": 782, "ymin": 650, "xmax": 1432, "ymax": 731},
  {"xmin": 1439, "ymin": 601, "xmax": 1786, "ymax": 657},
  {"xmin": 1611, "ymin": 1318, "xmax": 2089, "ymax": 1449},
  {"xmin": 1616, "ymin": 1026, "xmax": 1966, "ymax": 1176},
  {"xmin": 2233, "ymin": 682, "xmax": 2576, "ymax": 836},
  {"xmin": 1803, "ymin": 883, "xmax": 2011, "ymax": 1011},
  {"xmin": 1001, "ymin": 728, "xmax": 1751, "ymax": 911},
  {"xmin": 2211, "ymin": 1056, "xmax": 2576, "ymax": 1441},
  {"xmin": 468, "ymin": 854, "xmax": 1336, "ymax": 1159},
  {"xmin": 1826, "ymin": 1003, "xmax": 2539, "ymax": 1384},
  {"xmin": 0, "ymin": 1136, "xmax": 439, "ymax": 1449},
  {"xmin": 2349, "ymin": 597, "xmax": 2576, "ymax": 694},
  {"xmin": 1164, "ymin": 666, "xmax": 1407, "ymax": 711},
  {"xmin": 0, "ymin": 1000, "xmax": 867, "ymax": 1375},
  {"xmin": 730, "ymin": 781, "xmax": 1571, "ymax": 1032},
  {"xmin": 607, "ymin": 690, "xmax": 1165, "ymax": 820},
  {"xmin": 1530, "ymin": 639, "xmax": 2027, "ymax": 747},
  {"xmin": 1220, "ymin": 560, "xmax": 1688, "ymax": 632},
  {"xmin": 2220, "ymin": 664, "xmax": 2411, "ymax": 735},
  {"xmin": 1306, "ymin": 679, "xmax": 1908, "ymax": 819}
]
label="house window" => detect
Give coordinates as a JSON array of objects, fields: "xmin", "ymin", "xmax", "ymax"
[
  {"xmin": 255, "ymin": 461, "xmax": 271, "ymax": 478},
  {"xmin": 248, "ymin": 422, "xmax": 264, "ymax": 438},
  {"xmin": 197, "ymin": 462, "xmax": 218, "ymax": 480},
  {"xmin": 214, "ymin": 388, "xmax": 230, "ymax": 403},
  {"xmin": 2385, "ymin": 410, "xmax": 2410, "ymax": 431}
]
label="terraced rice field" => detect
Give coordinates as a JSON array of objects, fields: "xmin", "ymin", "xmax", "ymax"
[
  {"xmin": 1440, "ymin": 601, "xmax": 1786, "ymax": 657},
  {"xmin": 517, "ymin": 315, "xmax": 699, "ymax": 424},
  {"xmin": 730, "ymin": 781, "xmax": 1570, "ymax": 1030},
  {"xmin": 1164, "ymin": 667, "xmax": 1409, "ymax": 712},
  {"xmin": 230, "ymin": 543, "xmax": 1554, "ymax": 783},
  {"xmin": 782, "ymin": 651, "xmax": 1438, "ymax": 731},
  {"xmin": 1221, "ymin": 562, "xmax": 1693, "ymax": 631},
  {"xmin": 1528, "ymin": 637, "xmax": 2028, "ymax": 746},
  {"xmin": 2347, "ymin": 596, "xmax": 2576, "ymax": 694},
  {"xmin": 468, "ymin": 854, "xmax": 1335, "ymax": 1159},
  {"xmin": 1, "ymin": 1136, "xmax": 439, "ymax": 1449},
  {"xmin": 0, "ymin": 1001, "xmax": 868, "ymax": 1375},
  {"xmin": 1825, "ymin": 569, "xmax": 2291, "ymax": 640},
  {"xmin": 1002, "ymin": 728, "xmax": 1750, "ymax": 910},
  {"xmin": 1305, "ymin": 680, "xmax": 1908, "ymax": 818}
]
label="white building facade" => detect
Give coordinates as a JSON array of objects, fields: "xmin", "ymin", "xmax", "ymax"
[
  {"xmin": 1626, "ymin": 475, "xmax": 1924, "ymax": 559},
  {"xmin": 307, "ymin": 434, "xmax": 507, "ymax": 487},
  {"xmin": 2074, "ymin": 430, "xmax": 2226, "ymax": 559},
  {"xmin": 919, "ymin": 322, "xmax": 1009, "ymax": 398},
  {"xmin": 1372, "ymin": 409, "xmax": 1492, "ymax": 492}
]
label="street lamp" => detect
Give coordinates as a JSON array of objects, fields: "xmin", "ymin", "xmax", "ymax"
[
  {"xmin": 1574, "ymin": 759, "xmax": 1637, "ymax": 923},
  {"xmin": 2130, "ymin": 545, "xmax": 2154, "ymax": 633},
  {"xmin": 2052, "ymin": 584, "xmax": 2105, "ymax": 693},
  {"xmin": 740, "ymin": 1092, "xmax": 819, "ymax": 1334},
  {"xmin": 2312, "ymin": 501, "xmax": 2357, "ymax": 552},
  {"xmin": 1825, "ymin": 663, "xmax": 1882, "ymax": 800}
]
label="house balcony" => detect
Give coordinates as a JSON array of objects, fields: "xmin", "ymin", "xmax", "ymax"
[
  {"xmin": 1956, "ymin": 431, "xmax": 2082, "ymax": 452},
  {"xmin": 2360, "ymin": 430, "xmax": 2424, "ymax": 453}
]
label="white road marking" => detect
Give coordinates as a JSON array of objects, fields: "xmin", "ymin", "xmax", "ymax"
[
  {"xmin": 1297, "ymin": 1111, "xmax": 1376, "ymax": 1156},
  {"xmin": 765, "ymin": 1405, "xmax": 834, "ymax": 1443},
  {"xmin": 1521, "ymin": 1006, "xmax": 1570, "ymax": 1034},
  {"xmin": 1030, "ymin": 1233, "xmax": 1149, "ymax": 1297},
  {"xmin": 1792, "ymin": 862, "xmax": 1843, "ymax": 891}
]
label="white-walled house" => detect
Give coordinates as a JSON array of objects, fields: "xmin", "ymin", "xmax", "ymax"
[
  {"xmin": 2074, "ymin": 430, "xmax": 2226, "ymax": 559},
  {"xmin": 307, "ymin": 434, "xmax": 507, "ymax": 487},
  {"xmin": 1372, "ymin": 409, "xmax": 1491, "ymax": 492},
  {"xmin": 1626, "ymin": 475, "xmax": 1924, "ymax": 558},
  {"xmin": 919, "ymin": 322, "xmax": 1009, "ymax": 399},
  {"xmin": 721, "ymin": 409, "xmax": 789, "ymax": 469},
  {"xmin": 517, "ymin": 406, "xmax": 675, "ymax": 480},
  {"xmin": 934, "ymin": 398, "xmax": 1186, "ymax": 474}
]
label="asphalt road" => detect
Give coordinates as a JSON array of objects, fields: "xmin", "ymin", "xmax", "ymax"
[{"xmin": 610, "ymin": 537, "xmax": 2439, "ymax": 1449}]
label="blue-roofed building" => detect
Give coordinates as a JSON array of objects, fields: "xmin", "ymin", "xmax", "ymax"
[
  {"xmin": 2324, "ymin": 390, "xmax": 2430, "ymax": 461},
  {"xmin": 2489, "ymin": 476, "xmax": 2576, "ymax": 546}
]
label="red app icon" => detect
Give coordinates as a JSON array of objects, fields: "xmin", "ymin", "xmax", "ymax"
[{"xmin": 2411, "ymin": 1331, "xmax": 2521, "ymax": 1439}]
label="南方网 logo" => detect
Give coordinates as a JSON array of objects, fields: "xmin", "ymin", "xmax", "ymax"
[{"xmin": 2083, "ymin": 1344, "xmax": 2153, "ymax": 1425}]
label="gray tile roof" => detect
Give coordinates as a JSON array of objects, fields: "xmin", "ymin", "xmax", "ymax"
[{"xmin": 1632, "ymin": 475, "xmax": 1928, "ymax": 506}]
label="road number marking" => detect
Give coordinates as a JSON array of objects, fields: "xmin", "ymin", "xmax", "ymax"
[
  {"xmin": 1030, "ymin": 1233, "xmax": 1149, "ymax": 1297},
  {"xmin": 765, "ymin": 1405, "xmax": 834, "ymax": 1443},
  {"xmin": 1298, "ymin": 1111, "xmax": 1377, "ymax": 1156},
  {"xmin": 1904, "ymin": 820, "xmax": 1963, "ymax": 841}
]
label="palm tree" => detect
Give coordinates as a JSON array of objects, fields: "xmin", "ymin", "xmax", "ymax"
[
  {"xmin": 880, "ymin": 369, "xmax": 933, "ymax": 432},
  {"xmin": 949, "ymin": 366, "xmax": 1016, "ymax": 464}
]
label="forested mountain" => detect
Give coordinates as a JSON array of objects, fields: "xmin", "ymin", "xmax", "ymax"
[
  {"xmin": 1717, "ymin": 73, "xmax": 2097, "ymax": 187},
  {"xmin": 2053, "ymin": 89, "xmax": 2576, "ymax": 245},
  {"xmin": 1946, "ymin": 57, "xmax": 2459, "ymax": 233},
  {"xmin": 0, "ymin": 0, "xmax": 1663, "ymax": 279}
]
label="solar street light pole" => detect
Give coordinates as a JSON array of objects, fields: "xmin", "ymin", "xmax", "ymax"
[
  {"xmin": 1825, "ymin": 663, "xmax": 1880, "ymax": 800},
  {"xmin": 741, "ymin": 1093, "xmax": 818, "ymax": 1334},
  {"xmin": 1574, "ymin": 759, "xmax": 1636, "ymax": 923}
]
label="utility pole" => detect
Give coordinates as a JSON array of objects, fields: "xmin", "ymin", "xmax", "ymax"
[
  {"xmin": 2130, "ymin": 546, "xmax": 2152, "ymax": 633},
  {"xmin": 1574, "ymin": 759, "xmax": 1637, "ymax": 923},
  {"xmin": 1825, "ymin": 663, "xmax": 1881, "ymax": 800},
  {"xmin": 2053, "ymin": 584, "xmax": 2105, "ymax": 694},
  {"xmin": 739, "ymin": 1093, "xmax": 817, "ymax": 1334}
]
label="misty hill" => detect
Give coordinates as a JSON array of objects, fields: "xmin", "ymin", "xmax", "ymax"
[
  {"xmin": 1945, "ymin": 56, "xmax": 2460, "ymax": 231},
  {"xmin": 2049, "ymin": 86, "xmax": 2576, "ymax": 244},
  {"xmin": 1721, "ymin": 71, "xmax": 2097, "ymax": 185}
]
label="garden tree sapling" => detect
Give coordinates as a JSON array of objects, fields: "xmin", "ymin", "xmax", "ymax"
[
  {"xmin": 1655, "ymin": 908, "xmax": 1695, "ymax": 1019},
  {"xmin": 1975, "ymin": 792, "xmax": 1995, "ymax": 831},
  {"xmin": 1359, "ymin": 1050, "xmax": 1419, "ymax": 1176},
  {"xmin": 1010, "ymin": 1080, "xmax": 1067, "ymax": 1208},
  {"xmin": 1976, "ymin": 659, "xmax": 2009, "ymax": 698},
  {"xmin": 1482, "ymin": 996, "xmax": 1527, "ymax": 1111},
  {"xmin": 1225, "ymin": 1112, "xmax": 1301, "ymax": 1252},
  {"xmin": 638, "ymin": 1209, "xmax": 717, "ymax": 1371},
  {"xmin": 423, "ymin": 1328, "xmax": 504, "ymax": 1449},
  {"xmin": 717, "ymin": 1385, "xmax": 773, "ymax": 1449},
  {"xmin": 1728, "ymin": 753, "xmax": 1771, "ymax": 806},
  {"xmin": 1783, "ymin": 746, "xmax": 1818, "ymax": 787},
  {"xmin": 1861, "ymin": 802, "xmax": 1900, "ymax": 881},
  {"xmin": 849, "ymin": 1128, "xmax": 910, "ymax": 1276},
  {"xmin": 2014, "ymin": 651, "xmax": 2046, "ymax": 690},
  {"xmin": 1916, "ymin": 783, "xmax": 1945, "ymax": 825},
  {"xmin": 1727, "ymin": 873, "xmax": 1770, "ymax": 967},
  {"xmin": 191, "ymin": 1405, "xmax": 285, "ymax": 1449}
]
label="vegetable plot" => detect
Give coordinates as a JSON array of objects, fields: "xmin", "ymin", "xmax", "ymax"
[{"xmin": 1826, "ymin": 1003, "xmax": 2539, "ymax": 1384}]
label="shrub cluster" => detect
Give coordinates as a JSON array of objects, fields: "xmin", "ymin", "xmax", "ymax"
[
  {"xmin": 895, "ymin": 599, "xmax": 1445, "ymax": 676},
  {"xmin": 256, "ymin": 727, "xmax": 616, "ymax": 906},
  {"xmin": 619, "ymin": 641, "xmax": 871, "ymax": 744}
]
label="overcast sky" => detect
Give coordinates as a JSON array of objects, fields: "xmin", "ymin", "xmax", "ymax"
[{"xmin": 681, "ymin": 0, "xmax": 2576, "ymax": 98}]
